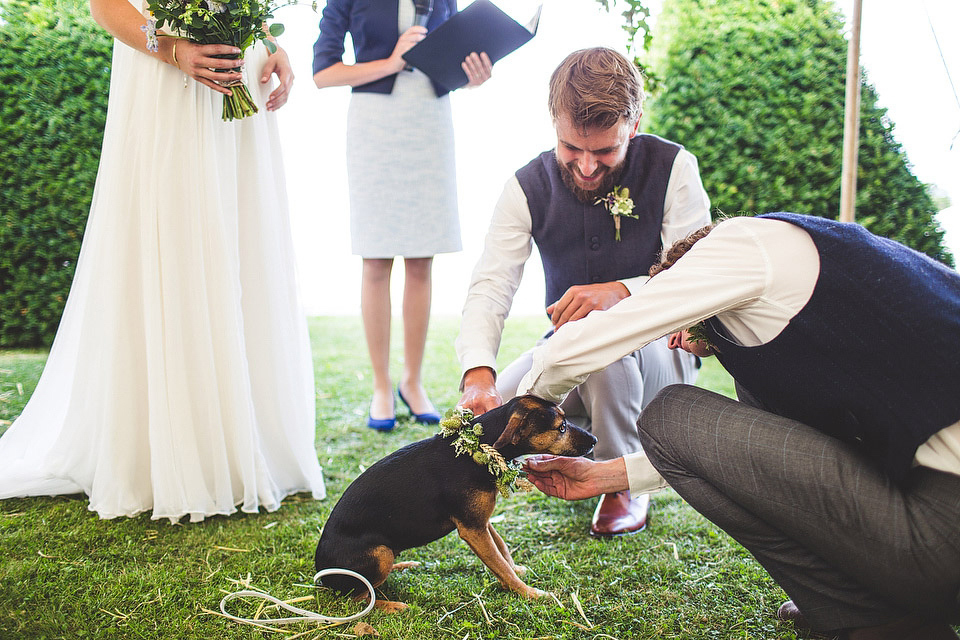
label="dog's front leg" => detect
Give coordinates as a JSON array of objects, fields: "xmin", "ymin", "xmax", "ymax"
[
  {"xmin": 487, "ymin": 522, "xmax": 527, "ymax": 576},
  {"xmin": 453, "ymin": 519, "xmax": 547, "ymax": 599}
]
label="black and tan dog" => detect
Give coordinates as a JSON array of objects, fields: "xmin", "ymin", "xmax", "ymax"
[{"xmin": 314, "ymin": 395, "xmax": 596, "ymax": 608}]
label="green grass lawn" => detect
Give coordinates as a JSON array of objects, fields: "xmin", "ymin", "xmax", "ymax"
[{"xmin": 0, "ymin": 316, "xmax": 819, "ymax": 639}]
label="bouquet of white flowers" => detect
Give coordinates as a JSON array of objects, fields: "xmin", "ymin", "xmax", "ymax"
[{"xmin": 145, "ymin": 0, "xmax": 291, "ymax": 120}]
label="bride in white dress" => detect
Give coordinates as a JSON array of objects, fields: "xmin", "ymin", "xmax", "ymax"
[{"xmin": 0, "ymin": 0, "xmax": 326, "ymax": 522}]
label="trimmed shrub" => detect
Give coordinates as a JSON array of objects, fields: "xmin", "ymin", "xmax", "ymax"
[
  {"xmin": 0, "ymin": 0, "xmax": 113, "ymax": 347},
  {"xmin": 644, "ymin": 0, "xmax": 952, "ymax": 265}
]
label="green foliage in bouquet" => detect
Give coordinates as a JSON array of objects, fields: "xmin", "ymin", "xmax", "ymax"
[
  {"xmin": 0, "ymin": 0, "xmax": 113, "ymax": 348},
  {"xmin": 643, "ymin": 0, "xmax": 952, "ymax": 266},
  {"xmin": 146, "ymin": 0, "xmax": 289, "ymax": 121}
]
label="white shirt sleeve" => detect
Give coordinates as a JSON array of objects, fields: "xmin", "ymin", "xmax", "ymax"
[
  {"xmin": 455, "ymin": 176, "xmax": 534, "ymax": 378},
  {"xmin": 620, "ymin": 148, "xmax": 713, "ymax": 295},
  {"xmin": 513, "ymin": 214, "xmax": 960, "ymax": 480},
  {"xmin": 517, "ymin": 217, "xmax": 814, "ymax": 404},
  {"xmin": 624, "ymin": 450, "xmax": 670, "ymax": 495}
]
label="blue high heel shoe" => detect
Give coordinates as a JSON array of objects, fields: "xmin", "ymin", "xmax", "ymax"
[
  {"xmin": 397, "ymin": 385, "xmax": 441, "ymax": 425},
  {"xmin": 367, "ymin": 414, "xmax": 396, "ymax": 431},
  {"xmin": 367, "ymin": 398, "xmax": 396, "ymax": 431}
]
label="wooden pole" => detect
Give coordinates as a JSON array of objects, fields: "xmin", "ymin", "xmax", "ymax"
[{"xmin": 840, "ymin": 0, "xmax": 863, "ymax": 223}]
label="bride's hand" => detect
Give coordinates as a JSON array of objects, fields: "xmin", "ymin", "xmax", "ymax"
[
  {"xmin": 166, "ymin": 39, "xmax": 244, "ymax": 95},
  {"xmin": 261, "ymin": 46, "xmax": 293, "ymax": 111}
]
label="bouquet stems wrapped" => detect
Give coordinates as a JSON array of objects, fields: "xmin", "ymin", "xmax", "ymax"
[
  {"xmin": 145, "ymin": 0, "xmax": 290, "ymax": 121},
  {"xmin": 211, "ymin": 52, "xmax": 259, "ymax": 120}
]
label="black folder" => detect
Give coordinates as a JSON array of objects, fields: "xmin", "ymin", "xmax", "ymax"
[{"xmin": 402, "ymin": 0, "xmax": 542, "ymax": 91}]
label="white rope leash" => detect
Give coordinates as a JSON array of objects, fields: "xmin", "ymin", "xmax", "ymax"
[{"xmin": 218, "ymin": 568, "xmax": 376, "ymax": 627}]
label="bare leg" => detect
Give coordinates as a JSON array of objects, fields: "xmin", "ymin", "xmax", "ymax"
[
  {"xmin": 361, "ymin": 258, "xmax": 395, "ymax": 420},
  {"xmin": 397, "ymin": 257, "xmax": 436, "ymax": 415}
]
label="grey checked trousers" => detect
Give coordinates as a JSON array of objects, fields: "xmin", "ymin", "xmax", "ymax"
[{"xmin": 638, "ymin": 384, "xmax": 960, "ymax": 633}]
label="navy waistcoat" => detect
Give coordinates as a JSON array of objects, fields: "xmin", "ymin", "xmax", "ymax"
[
  {"xmin": 704, "ymin": 212, "xmax": 960, "ymax": 481},
  {"xmin": 516, "ymin": 135, "xmax": 681, "ymax": 309}
]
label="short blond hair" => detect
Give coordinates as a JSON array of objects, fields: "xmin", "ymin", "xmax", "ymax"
[{"xmin": 548, "ymin": 47, "xmax": 645, "ymax": 131}]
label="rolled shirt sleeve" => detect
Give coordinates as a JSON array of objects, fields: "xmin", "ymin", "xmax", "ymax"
[
  {"xmin": 624, "ymin": 451, "xmax": 670, "ymax": 495},
  {"xmin": 517, "ymin": 217, "xmax": 776, "ymax": 404},
  {"xmin": 455, "ymin": 177, "xmax": 535, "ymax": 382},
  {"xmin": 620, "ymin": 148, "xmax": 712, "ymax": 296}
]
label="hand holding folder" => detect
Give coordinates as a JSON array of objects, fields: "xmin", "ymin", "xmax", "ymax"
[{"xmin": 402, "ymin": 0, "xmax": 542, "ymax": 91}]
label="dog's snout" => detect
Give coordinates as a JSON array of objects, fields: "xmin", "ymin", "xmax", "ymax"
[
  {"xmin": 582, "ymin": 430, "xmax": 598, "ymax": 454},
  {"xmin": 556, "ymin": 420, "xmax": 597, "ymax": 457}
]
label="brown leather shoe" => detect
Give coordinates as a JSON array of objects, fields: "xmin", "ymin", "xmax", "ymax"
[
  {"xmin": 845, "ymin": 616, "xmax": 959, "ymax": 640},
  {"xmin": 590, "ymin": 490, "xmax": 649, "ymax": 537},
  {"xmin": 777, "ymin": 600, "xmax": 809, "ymax": 630}
]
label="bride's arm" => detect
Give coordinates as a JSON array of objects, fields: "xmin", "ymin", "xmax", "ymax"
[
  {"xmin": 89, "ymin": 0, "xmax": 167, "ymax": 54},
  {"xmin": 88, "ymin": 0, "xmax": 243, "ymax": 95}
]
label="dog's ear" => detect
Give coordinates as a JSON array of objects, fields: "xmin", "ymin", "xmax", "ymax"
[{"xmin": 492, "ymin": 408, "xmax": 531, "ymax": 449}]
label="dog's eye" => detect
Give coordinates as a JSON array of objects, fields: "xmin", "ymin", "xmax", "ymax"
[{"xmin": 558, "ymin": 422, "xmax": 566, "ymax": 433}]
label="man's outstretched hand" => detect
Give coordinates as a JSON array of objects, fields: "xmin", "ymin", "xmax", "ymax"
[{"xmin": 523, "ymin": 455, "xmax": 629, "ymax": 501}]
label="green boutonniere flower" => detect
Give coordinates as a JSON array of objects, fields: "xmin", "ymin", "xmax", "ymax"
[{"xmin": 595, "ymin": 186, "xmax": 638, "ymax": 241}]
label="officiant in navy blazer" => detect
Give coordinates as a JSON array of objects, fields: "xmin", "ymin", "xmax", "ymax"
[{"xmin": 312, "ymin": 0, "xmax": 492, "ymax": 433}]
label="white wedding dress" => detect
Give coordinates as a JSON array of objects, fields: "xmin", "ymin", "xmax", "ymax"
[{"xmin": 0, "ymin": 10, "xmax": 326, "ymax": 522}]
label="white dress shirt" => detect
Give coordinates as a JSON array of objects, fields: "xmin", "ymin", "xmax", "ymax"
[
  {"xmin": 516, "ymin": 216, "xmax": 960, "ymax": 493},
  {"xmin": 456, "ymin": 149, "xmax": 711, "ymax": 378}
]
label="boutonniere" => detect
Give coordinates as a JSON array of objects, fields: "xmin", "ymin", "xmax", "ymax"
[{"xmin": 595, "ymin": 186, "xmax": 637, "ymax": 241}]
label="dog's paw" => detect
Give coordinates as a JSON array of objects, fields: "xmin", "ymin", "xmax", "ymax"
[
  {"xmin": 521, "ymin": 586, "xmax": 550, "ymax": 599},
  {"xmin": 391, "ymin": 561, "xmax": 421, "ymax": 571},
  {"xmin": 374, "ymin": 599, "xmax": 409, "ymax": 614},
  {"xmin": 512, "ymin": 564, "xmax": 528, "ymax": 577}
]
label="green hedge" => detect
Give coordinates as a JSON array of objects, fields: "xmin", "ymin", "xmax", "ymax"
[
  {"xmin": 643, "ymin": 0, "xmax": 952, "ymax": 265},
  {"xmin": 0, "ymin": 0, "xmax": 113, "ymax": 347}
]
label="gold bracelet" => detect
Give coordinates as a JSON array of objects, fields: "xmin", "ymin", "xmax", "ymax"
[{"xmin": 172, "ymin": 38, "xmax": 181, "ymax": 70}]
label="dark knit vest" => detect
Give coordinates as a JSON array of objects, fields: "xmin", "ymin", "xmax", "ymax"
[
  {"xmin": 516, "ymin": 135, "xmax": 681, "ymax": 309},
  {"xmin": 704, "ymin": 212, "xmax": 960, "ymax": 481}
]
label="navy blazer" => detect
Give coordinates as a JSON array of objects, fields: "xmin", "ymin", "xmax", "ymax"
[{"xmin": 313, "ymin": 0, "xmax": 457, "ymax": 96}]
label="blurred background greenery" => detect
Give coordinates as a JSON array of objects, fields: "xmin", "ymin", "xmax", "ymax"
[{"xmin": 0, "ymin": 0, "xmax": 954, "ymax": 348}]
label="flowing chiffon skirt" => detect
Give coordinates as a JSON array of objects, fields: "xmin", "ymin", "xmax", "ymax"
[{"xmin": 0, "ymin": 38, "xmax": 326, "ymax": 522}]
